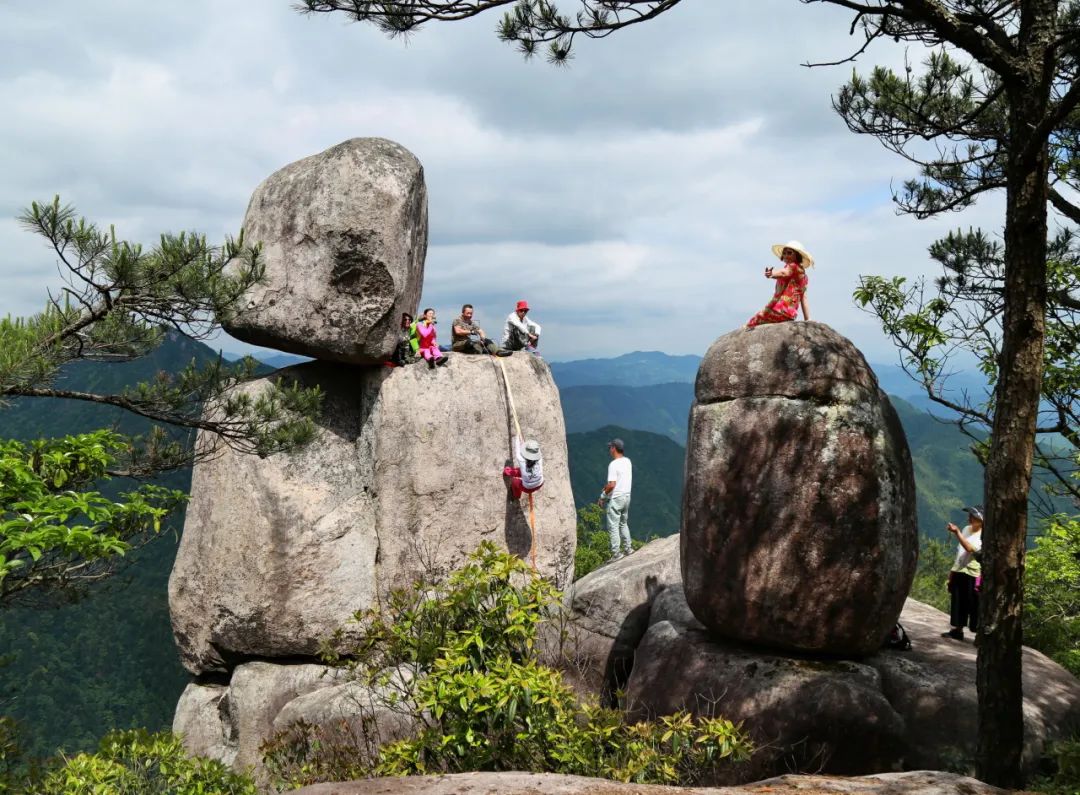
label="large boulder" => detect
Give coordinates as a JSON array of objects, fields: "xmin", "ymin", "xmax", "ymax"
[
  {"xmin": 173, "ymin": 662, "xmax": 338, "ymax": 773},
  {"xmin": 223, "ymin": 137, "xmax": 427, "ymax": 364},
  {"xmin": 682, "ymin": 322, "xmax": 917, "ymax": 655},
  {"xmin": 291, "ymin": 770, "xmax": 1010, "ymax": 795},
  {"xmin": 554, "ymin": 535, "xmax": 681, "ymax": 702},
  {"xmin": 626, "ymin": 590, "xmax": 1080, "ymax": 778},
  {"xmin": 169, "ymin": 354, "xmax": 576, "ymax": 675},
  {"xmin": 626, "ymin": 617, "xmax": 908, "ymax": 775}
]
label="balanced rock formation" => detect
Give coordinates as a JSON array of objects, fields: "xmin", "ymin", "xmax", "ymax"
[
  {"xmin": 682, "ymin": 322, "xmax": 917, "ymax": 654},
  {"xmin": 169, "ymin": 354, "xmax": 576, "ymax": 675},
  {"xmin": 223, "ymin": 138, "xmax": 427, "ymax": 364}
]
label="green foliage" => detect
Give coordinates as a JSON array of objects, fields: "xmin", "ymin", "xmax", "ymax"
[
  {"xmin": 854, "ymin": 227, "xmax": 1080, "ymax": 510},
  {"xmin": 37, "ymin": 730, "xmax": 255, "ymax": 795},
  {"xmin": 264, "ymin": 543, "xmax": 752, "ymax": 790},
  {"xmin": 574, "ymin": 504, "xmax": 610, "ymax": 579},
  {"xmin": 0, "ymin": 432, "xmax": 186, "ymax": 606},
  {"xmin": 909, "ymin": 536, "xmax": 953, "ymax": 613},
  {"xmin": 1031, "ymin": 733, "xmax": 1080, "ymax": 795},
  {"xmin": 1025, "ymin": 515, "xmax": 1080, "ymax": 676},
  {"xmin": 573, "ymin": 504, "xmax": 644, "ymax": 580}
]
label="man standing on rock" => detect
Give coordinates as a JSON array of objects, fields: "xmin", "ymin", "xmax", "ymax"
[
  {"xmin": 598, "ymin": 438, "xmax": 633, "ymax": 562},
  {"xmin": 452, "ymin": 304, "xmax": 507, "ymax": 356},
  {"xmin": 503, "ymin": 300, "xmax": 541, "ymax": 355}
]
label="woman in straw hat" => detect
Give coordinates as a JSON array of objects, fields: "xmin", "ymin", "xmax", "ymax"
[{"xmin": 745, "ymin": 240, "xmax": 813, "ymax": 328}]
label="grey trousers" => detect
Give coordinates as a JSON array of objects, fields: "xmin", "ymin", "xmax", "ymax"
[{"xmin": 605, "ymin": 493, "xmax": 632, "ymax": 554}]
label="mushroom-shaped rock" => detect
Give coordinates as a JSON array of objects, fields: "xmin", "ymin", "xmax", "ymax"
[
  {"xmin": 223, "ymin": 137, "xmax": 427, "ymax": 364},
  {"xmin": 681, "ymin": 322, "xmax": 917, "ymax": 654},
  {"xmin": 168, "ymin": 355, "xmax": 576, "ymax": 675}
]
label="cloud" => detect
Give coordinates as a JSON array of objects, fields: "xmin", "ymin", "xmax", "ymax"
[{"xmin": 0, "ymin": 0, "xmax": 1005, "ymax": 363}]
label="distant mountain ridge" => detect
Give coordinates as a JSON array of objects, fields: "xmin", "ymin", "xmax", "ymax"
[
  {"xmin": 549, "ymin": 351, "xmax": 701, "ymax": 388},
  {"xmin": 548, "ymin": 349, "xmax": 988, "ymax": 419}
]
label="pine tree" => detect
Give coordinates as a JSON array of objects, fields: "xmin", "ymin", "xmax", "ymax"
[{"xmin": 0, "ymin": 197, "xmax": 322, "ymax": 604}]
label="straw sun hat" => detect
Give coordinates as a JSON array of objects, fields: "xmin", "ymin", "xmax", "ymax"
[{"xmin": 771, "ymin": 240, "xmax": 815, "ymax": 268}]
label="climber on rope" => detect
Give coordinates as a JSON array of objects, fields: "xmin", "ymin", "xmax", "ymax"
[{"xmin": 503, "ymin": 435, "xmax": 544, "ymax": 500}]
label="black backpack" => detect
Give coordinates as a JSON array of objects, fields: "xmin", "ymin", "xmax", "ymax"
[{"xmin": 884, "ymin": 622, "xmax": 912, "ymax": 651}]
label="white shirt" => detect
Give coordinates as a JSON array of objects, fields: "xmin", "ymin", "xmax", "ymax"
[
  {"xmin": 503, "ymin": 312, "xmax": 541, "ymax": 345},
  {"xmin": 951, "ymin": 525, "xmax": 982, "ymax": 575},
  {"xmin": 607, "ymin": 456, "xmax": 632, "ymax": 497},
  {"xmin": 515, "ymin": 437, "xmax": 544, "ymax": 490}
]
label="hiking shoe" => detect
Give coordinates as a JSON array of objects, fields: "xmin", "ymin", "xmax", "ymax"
[
  {"xmin": 495, "ymin": 350, "xmax": 512, "ymax": 357},
  {"xmin": 607, "ymin": 552, "xmax": 624, "ymax": 564},
  {"xmin": 941, "ymin": 629, "xmax": 964, "ymax": 641}
]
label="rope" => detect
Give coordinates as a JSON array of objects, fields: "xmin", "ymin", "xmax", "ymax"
[{"xmin": 496, "ymin": 356, "xmax": 538, "ymax": 571}]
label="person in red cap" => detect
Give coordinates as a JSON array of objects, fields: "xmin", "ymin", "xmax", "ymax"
[{"xmin": 503, "ymin": 299, "xmax": 542, "ymax": 355}]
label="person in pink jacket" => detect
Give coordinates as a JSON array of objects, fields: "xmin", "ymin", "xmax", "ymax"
[{"xmin": 416, "ymin": 308, "xmax": 449, "ymax": 368}]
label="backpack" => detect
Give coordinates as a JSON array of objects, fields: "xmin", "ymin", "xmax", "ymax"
[{"xmin": 884, "ymin": 622, "xmax": 912, "ymax": 651}]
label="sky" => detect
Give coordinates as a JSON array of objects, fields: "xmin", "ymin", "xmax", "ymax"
[{"xmin": 0, "ymin": 0, "xmax": 1009, "ymax": 364}]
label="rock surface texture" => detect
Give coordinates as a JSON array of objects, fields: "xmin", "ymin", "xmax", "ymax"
[
  {"xmin": 555, "ymin": 535, "xmax": 681, "ymax": 701},
  {"xmin": 625, "ymin": 588, "xmax": 1080, "ymax": 779},
  {"xmin": 292, "ymin": 770, "xmax": 1009, "ymax": 795},
  {"xmin": 169, "ymin": 355, "xmax": 576, "ymax": 675},
  {"xmin": 682, "ymin": 322, "xmax": 918, "ymax": 654},
  {"xmin": 223, "ymin": 138, "xmax": 427, "ymax": 364}
]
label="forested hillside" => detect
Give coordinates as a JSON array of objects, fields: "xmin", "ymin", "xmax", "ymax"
[
  {"xmin": 0, "ymin": 334, "xmax": 241, "ymax": 758},
  {"xmin": 560, "ymin": 383, "xmax": 693, "ymax": 443},
  {"xmin": 566, "ymin": 426, "xmax": 685, "ymax": 539}
]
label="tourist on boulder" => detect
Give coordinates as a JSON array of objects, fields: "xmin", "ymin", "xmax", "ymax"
[
  {"xmin": 452, "ymin": 303, "xmax": 508, "ymax": 355},
  {"xmin": 390, "ymin": 312, "xmax": 417, "ymax": 367},
  {"xmin": 416, "ymin": 308, "xmax": 449, "ymax": 368},
  {"xmin": 745, "ymin": 240, "xmax": 813, "ymax": 328},
  {"xmin": 597, "ymin": 438, "xmax": 633, "ymax": 562},
  {"xmin": 503, "ymin": 435, "xmax": 544, "ymax": 500},
  {"xmin": 503, "ymin": 300, "xmax": 541, "ymax": 354},
  {"xmin": 942, "ymin": 506, "xmax": 983, "ymax": 641}
]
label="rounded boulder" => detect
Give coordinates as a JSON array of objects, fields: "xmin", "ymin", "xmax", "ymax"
[
  {"xmin": 223, "ymin": 137, "xmax": 427, "ymax": 364},
  {"xmin": 681, "ymin": 322, "xmax": 917, "ymax": 655}
]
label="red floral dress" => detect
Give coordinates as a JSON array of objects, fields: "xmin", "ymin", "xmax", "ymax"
[{"xmin": 746, "ymin": 263, "xmax": 808, "ymax": 327}]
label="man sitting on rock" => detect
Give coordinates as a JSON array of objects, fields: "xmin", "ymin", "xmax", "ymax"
[
  {"xmin": 452, "ymin": 304, "xmax": 508, "ymax": 356},
  {"xmin": 503, "ymin": 300, "xmax": 541, "ymax": 355}
]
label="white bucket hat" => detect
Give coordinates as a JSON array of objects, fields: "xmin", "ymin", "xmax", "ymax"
[
  {"xmin": 771, "ymin": 240, "xmax": 815, "ymax": 268},
  {"xmin": 522, "ymin": 439, "xmax": 542, "ymax": 461}
]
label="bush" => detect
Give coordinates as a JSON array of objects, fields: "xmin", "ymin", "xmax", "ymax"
[
  {"xmin": 908, "ymin": 536, "xmax": 953, "ymax": 612},
  {"xmin": 573, "ymin": 505, "xmax": 646, "ymax": 580},
  {"xmin": 1025, "ymin": 515, "xmax": 1080, "ymax": 676},
  {"xmin": 37, "ymin": 729, "xmax": 255, "ymax": 795},
  {"xmin": 264, "ymin": 542, "xmax": 752, "ymax": 790},
  {"xmin": 1031, "ymin": 733, "xmax": 1080, "ymax": 795}
]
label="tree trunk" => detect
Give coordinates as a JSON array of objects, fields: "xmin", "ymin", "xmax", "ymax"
[{"xmin": 976, "ymin": 7, "xmax": 1054, "ymax": 786}]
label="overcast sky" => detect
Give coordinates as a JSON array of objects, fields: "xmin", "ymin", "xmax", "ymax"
[{"xmin": 1, "ymin": 1, "xmax": 1008, "ymax": 364}]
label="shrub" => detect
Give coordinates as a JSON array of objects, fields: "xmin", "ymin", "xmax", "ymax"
[
  {"xmin": 1025, "ymin": 515, "xmax": 1080, "ymax": 676},
  {"xmin": 38, "ymin": 729, "xmax": 255, "ymax": 795},
  {"xmin": 264, "ymin": 542, "xmax": 752, "ymax": 790},
  {"xmin": 1031, "ymin": 733, "xmax": 1080, "ymax": 795},
  {"xmin": 573, "ymin": 505, "xmax": 646, "ymax": 580}
]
